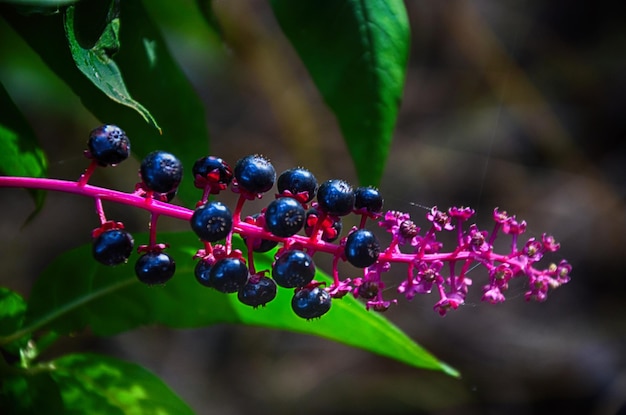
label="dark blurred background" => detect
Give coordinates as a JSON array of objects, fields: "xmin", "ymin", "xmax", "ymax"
[{"xmin": 1, "ymin": 1, "xmax": 625, "ymax": 414}]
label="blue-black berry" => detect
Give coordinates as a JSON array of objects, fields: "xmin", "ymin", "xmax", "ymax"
[
  {"xmin": 191, "ymin": 201, "xmax": 233, "ymax": 242},
  {"xmin": 92, "ymin": 229, "xmax": 134, "ymax": 266},
  {"xmin": 272, "ymin": 250, "xmax": 315, "ymax": 288},
  {"xmin": 264, "ymin": 197, "xmax": 305, "ymax": 237},
  {"xmin": 87, "ymin": 124, "xmax": 130, "ymax": 166},
  {"xmin": 277, "ymin": 167, "xmax": 318, "ymax": 202},
  {"xmin": 344, "ymin": 228, "xmax": 380, "ymax": 268},
  {"xmin": 354, "ymin": 186, "xmax": 384, "ymax": 214},
  {"xmin": 192, "ymin": 156, "xmax": 233, "ymax": 192},
  {"xmin": 135, "ymin": 252, "xmax": 176, "ymax": 285},
  {"xmin": 194, "ymin": 259, "xmax": 213, "ymax": 287},
  {"xmin": 291, "ymin": 286, "xmax": 331, "ymax": 319},
  {"xmin": 209, "ymin": 257, "xmax": 249, "ymax": 293},
  {"xmin": 237, "ymin": 274, "xmax": 277, "ymax": 308},
  {"xmin": 316, "ymin": 179, "xmax": 355, "ymax": 216},
  {"xmin": 139, "ymin": 151, "xmax": 183, "ymax": 194},
  {"xmin": 234, "ymin": 154, "xmax": 276, "ymax": 194}
]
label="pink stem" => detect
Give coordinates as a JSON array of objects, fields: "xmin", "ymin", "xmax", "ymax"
[
  {"xmin": 0, "ymin": 176, "xmax": 533, "ymax": 274},
  {"xmin": 94, "ymin": 197, "xmax": 107, "ymax": 224}
]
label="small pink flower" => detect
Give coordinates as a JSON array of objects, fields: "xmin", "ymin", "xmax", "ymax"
[
  {"xmin": 427, "ymin": 206, "xmax": 454, "ymax": 232},
  {"xmin": 466, "ymin": 224, "xmax": 490, "ymax": 253},
  {"xmin": 493, "ymin": 207, "xmax": 510, "ymax": 224},
  {"xmin": 366, "ymin": 299, "xmax": 397, "ymax": 312},
  {"xmin": 433, "ymin": 294, "xmax": 463, "ymax": 316},
  {"xmin": 482, "ymin": 286, "xmax": 506, "ymax": 304},
  {"xmin": 523, "ymin": 238, "xmax": 544, "ymax": 262},
  {"xmin": 502, "ymin": 217, "xmax": 527, "ymax": 235},
  {"xmin": 448, "ymin": 206, "xmax": 475, "ymax": 221},
  {"xmin": 541, "ymin": 234, "xmax": 560, "ymax": 252}
]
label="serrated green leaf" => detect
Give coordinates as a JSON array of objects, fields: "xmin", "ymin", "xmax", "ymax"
[
  {"xmin": 50, "ymin": 353, "xmax": 193, "ymax": 415},
  {"xmin": 0, "ymin": 82, "xmax": 47, "ymax": 213},
  {"xmin": 0, "ymin": 287, "xmax": 30, "ymax": 353},
  {"xmin": 270, "ymin": 0, "xmax": 410, "ymax": 186},
  {"xmin": 0, "ymin": 372, "xmax": 64, "ymax": 415},
  {"xmin": 19, "ymin": 232, "xmax": 457, "ymax": 376},
  {"xmin": 63, "ymin": 2, "xmax": 160, "ymax": 132},
  {"xmin": 1, "ymin": 0, "xmax": 210, "ymax": 205}
]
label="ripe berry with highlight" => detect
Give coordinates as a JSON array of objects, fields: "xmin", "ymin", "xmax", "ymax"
[
  {"xmin": 135, "ymin": 252, "xmax": 176, "ymax": 285},
  {"xmin": 272, "ymin": 249, "xmax": 316, "ymax": 288},
  {"xmin": 139, "ymin": 151, "xmax": 183, "ymax": 194},
  {"xmin": 277, "ymin": 167, "xmax": 318, "ymax": 202},
  {"xmin": 92, "ymin": 228, "xmax": 134, "ymax": 266},
  {"xmin": 264, "ymin": 197, "xmax": 305, "ymax": 237},
  {"xmin": 238, "ymin": 274, "xmax": 277, "ymax": 307},
  {"xmin": 354, "ymin": 186, "xmax": 384, "ymax": 214},
  {"xmin": 344, "ymin": 229, "xmax": 381, "ymax": 268},
  {"xmin": 291, "ymin": 286, "xmax": 332, "ymax": 319},
  {"xmin": 191, "ymin": 201, "xmax": 233, "ymax": 242},
  {"xmin": 234, "ymin": 154, "xmax": 276, "ymax": 195},
  {"xmin": 209, "ymin": 257, "xmax": 249, "ymax": 293},
  {"xmin": 194, "ymin": 259, "xmax": 213, "ymax": 287},
  {"xmin": 87, "ymin": 124, "xmax": 130, "ymax": 166},
  {"xmin": 316, "ymin": 179, "xmax": 355, "ymax": 216}
]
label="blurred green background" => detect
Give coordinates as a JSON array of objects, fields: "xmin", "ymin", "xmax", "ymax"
[{"xmin": 1, "ymin": 1, "xmax": 625, "ymax": 414}]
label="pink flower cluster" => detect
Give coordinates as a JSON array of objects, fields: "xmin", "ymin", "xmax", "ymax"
[{"xmin": 342, "ymin": 206, "xmax": 571, "ymax": 316}]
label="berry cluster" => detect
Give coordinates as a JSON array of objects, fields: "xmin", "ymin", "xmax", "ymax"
[{"xmin": 8, "ymin": 124, "xmax": 571, "ymax": 320}]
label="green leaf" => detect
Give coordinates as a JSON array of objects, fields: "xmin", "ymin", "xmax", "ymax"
[
  {"xmin": 20, "ymin": 232, "xmax": 457, "ymax": 376},
  {"xmin": 0, "ymin": 372, "xmax": 64, "ymax": 415},
  {"xmin": 1, "ymin": 0, "xmax": 210, "ymax": 205},
  {"xmin": 0, "ymin": 287, "xmax": 30, "ymax": 353},
  {"xmin": 50, "ymin": 353, "xmax": 194, "ymax": 415},
  {"xmin": 0, "ymin": 82, "xmax": 47, "ymax": 213},
  {"xmin": 270, "ymin": 0, "xmax": 410, "ymax": 186},
  {"xmin": 63, "ymin": 2, "xmax": 160, "ymax": 132}
]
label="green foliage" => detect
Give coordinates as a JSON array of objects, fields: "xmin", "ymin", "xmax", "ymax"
[
  {"xmin": 51, "ymin": 353, "xmax": 194, "ymax": 415},
  {"xmin": 64, "ymin": 3, "xmax": 160, "ymax": 132},
  {"xmin": 0, "ymin": 0, "xmax": 456, "ymax": 412},
  {"xmin": 271, "ymin": 0, "xmax": 410, "ymax": 186},
  {"xmin": 0, "ymin": 288, "xmax": 30, "ymax": 354},
  {"xmin": 0, "ymin": 83, "xmax": 47, "ymax": 213}
]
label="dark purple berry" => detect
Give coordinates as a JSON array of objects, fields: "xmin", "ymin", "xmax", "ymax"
[
  {"xmin": 209, "ymin": 257, "xmax": 249, "ymax": 293},
  {"xmin": 87, "ymin": 124, "xmax": 130, "ymax": 166},
  {"xmin": 344, "ymin": 229, "xmax": 380, "ymax": 268},
  {"xmin": 304, "ymin": 208, "xmax": 342, "ymax": 242},
  {"xmin": 92, "ymin": 229, "xmax": 134, "ymax": 266},
  {"xmin": 192, "ymin": 156, "xmax": 233, "ymax": 192},
  {"xmin": 135, "ymin": 252, "xmax": 176, "ymax": 285},
  {"xmin": 264, "ymin": 197, "xmax": 305, "ymax": 237},
  {"xmin": 357, "ymin": 281, "xmax": 379, "ymax": 300},
  {"xmin": 272, "ymin": 250, "xmax": 315, "ymax": 288},
  {"xmin": 291, "ymin": 286, "xmax": 331, "ymax": 319},
  {"xmin": 139, "ymin": 151, "xmax": 183, "ymax": 194},
  {"xmin": 316, "ymin": 179, "xmax": 355, "ymax": 216},
  {"xmin": 234, "ymin": 154, "xmax": 276, "ymax": 194},
  {"xmin": 277, "ymin": 167, "xmax": 318, "ymax": 202},
  {"xmin": 191, "ymin": 201, "xmax": 233, "ymax": 242},
  {"xmin": 238, "ymin": 274, "xmax": 277, "ymax": 307},
  {"xmin": 354, "ymin": 186, "xmax": 384, "ymax": 214},
  {"xmin": 194, "ymin": 259, "xmax": 213, "ymax": 287}
]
